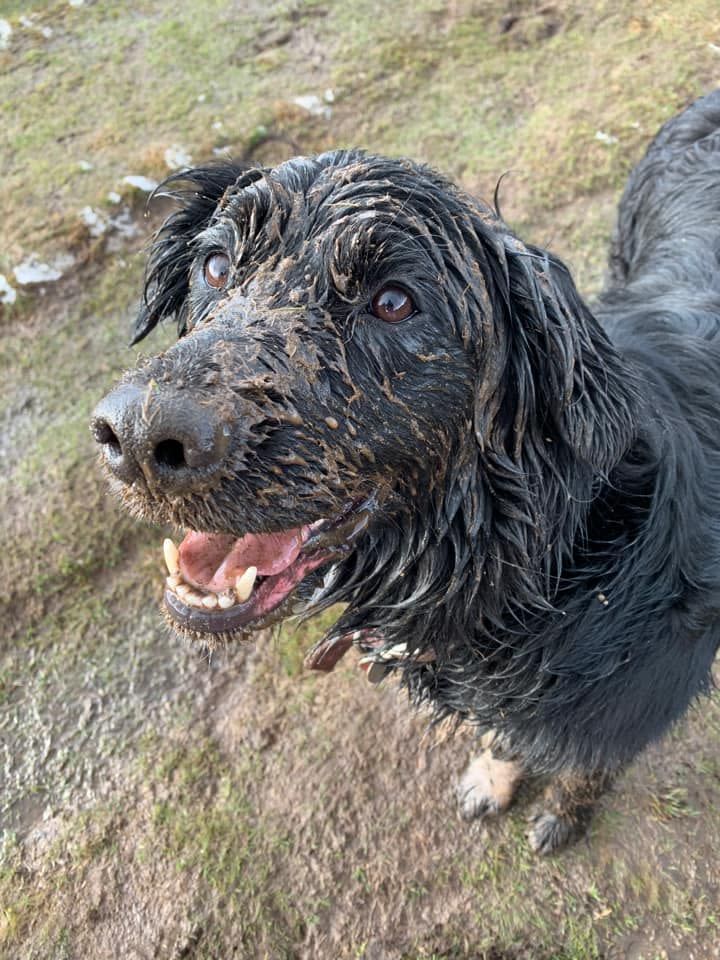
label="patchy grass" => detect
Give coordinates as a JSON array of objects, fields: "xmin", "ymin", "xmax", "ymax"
[{"xmin": 1, "ymin": 0, "xmax": 720, "ymax": 958}]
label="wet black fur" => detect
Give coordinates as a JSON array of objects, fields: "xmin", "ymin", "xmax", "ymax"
[{"xmin": 128, "ymin": 92, "xmax": 720, "ymax": 781}]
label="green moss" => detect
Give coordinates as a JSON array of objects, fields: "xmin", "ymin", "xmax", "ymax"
[{"xmin": 143, "ymin": 739, "xmax": 305, "ymax": 957}]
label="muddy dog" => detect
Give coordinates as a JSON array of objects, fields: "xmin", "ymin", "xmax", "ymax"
[{"xmin": 92, "ymin": 91, "xmax": 720, "ymax": 854}]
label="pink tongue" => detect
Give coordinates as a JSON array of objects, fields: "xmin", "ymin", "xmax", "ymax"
[{"xmin": 178, "ymin": 529, "xmax": 306, "ymax": 592}]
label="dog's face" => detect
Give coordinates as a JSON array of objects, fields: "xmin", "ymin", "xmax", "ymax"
[{"xmin": 92, "ymin": 150, "xmax": 635, "ymax": 661}]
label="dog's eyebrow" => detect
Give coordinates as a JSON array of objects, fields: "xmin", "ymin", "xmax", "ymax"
[{"xmin": 191, "ymin": 219, "xmax": 239, "ymax": 253}]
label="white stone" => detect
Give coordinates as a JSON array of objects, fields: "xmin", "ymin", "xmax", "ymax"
[
  {"xmin": 0, "ymin": 274, "xmax": 17, "ymax": 305},
  {"xmin": 14, "ymin": 253, "xmax": 75, "ymax": 285},
  {"xmin": 0, "ymin": 19, "xmax": 12, "ymax": 49},
  {"xmin": 595, "ymin": 130, "xmax": 618, "ymax": 146},
  {"xmin": 79, "ymin": 206, "xmax": 108, "ymax": 237},
  {"xmin": 164, "ymin": 145, "xmax": 192, "ymax": 170},
  {"xmin": 122, "ymin": 174, "xmax": 158, "ymax": 193},
  {"xmin": 292, "ymin": 94, "xmax": 332, "ymax": 119}
]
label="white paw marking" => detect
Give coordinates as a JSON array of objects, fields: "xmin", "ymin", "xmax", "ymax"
[{"xmin": 456, "ymin": 752, "xmax": 522, "ymax": 820}]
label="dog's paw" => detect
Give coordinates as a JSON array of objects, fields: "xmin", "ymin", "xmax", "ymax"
[
  {"xmin": 456, "ymin": 752, "xmax": 521, "ymax": 821},
  {"xmin": 526, "ymin": 810, "xmax": 575, "ymax": 855}
]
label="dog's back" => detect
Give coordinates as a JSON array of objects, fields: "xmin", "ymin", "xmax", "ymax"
[
  {"xmin": 607, "ymin": 90, "xmax": 720, "ymax": 294},
  {"xmin": 602, "ymin": 90, "xmax": 720, "ymax": 344},
  {"xmin": 597, "ymin": 89, "xmax": 720, "ymax": 483}
]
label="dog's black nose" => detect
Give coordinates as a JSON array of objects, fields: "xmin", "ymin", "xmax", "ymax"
[{"xmin": 91, "ymin": 382, "xmax": 230, "ymax": 491}]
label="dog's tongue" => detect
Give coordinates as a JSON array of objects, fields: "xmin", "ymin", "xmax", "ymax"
[{"xmin": 178, "ymin": 528, "xmax": 306, "ymax": 592}]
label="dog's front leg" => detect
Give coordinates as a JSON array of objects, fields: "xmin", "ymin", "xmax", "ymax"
[
  {"xmin": 526, "ymin": 770, "xmax": 614, "ymax": 855},
  {"xmin": 456, "ymin": 732, "xmax": 524, "ymax": 820}
]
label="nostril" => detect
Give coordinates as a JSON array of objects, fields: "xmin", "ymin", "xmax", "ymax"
[
  {"xmin": 93, "ymin": 420, "xmax": 122, "ymax": 456},
  {"xmin": 154, "ymin": 438, "xmax": 186, "ymax": 470}
]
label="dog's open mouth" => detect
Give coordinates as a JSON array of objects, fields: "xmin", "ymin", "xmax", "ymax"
[{"xmin": 161, "ymin": 500, "xmax": 373, "ymax": 637}]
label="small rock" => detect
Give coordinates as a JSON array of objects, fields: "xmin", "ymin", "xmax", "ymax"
[
  {"xmin": 164, "ymin": 145, "xmax": 192, "ymax": 170},
  {"xmin": 595, "ymin": 130, "xmax": 618, "ymax": 145},
  {"xmin": 107, "ymin": 208, "xmax": 139, "ymax": 240},
  {"xmin": 78, "ymin": 159, "xmax": 94, "ymax": 172},
  {"xmin": 69, "ymin": 0, "xmax": 85, "ymax": 6},
  {"xmin": 13, "ymin": 253, "xmax": 75, "ymax": 285},
  {"xmin": 0, "ymin": 274, "xmax": 17, "ymax": 305},
  {"xmin": 0, "ymin": 19, "xmax": 12, "ymax": 49},
  {"xmin": 107, "ymin": 190, "xmax": 122, "ymax": 204},
  {"xmin": 79, "ymin": 205, "xmax": 108, "ymax": 237},
  {"xmin": 292, "ymin": 94, "xmax": 332, "ymax": 119},
  {"xmin": 122, "ymin": 174, "xmax": 158, "ymax": 193},
  {"xmin": 324, "ymin": 88, "xmax": 335, "ymax": 103}
]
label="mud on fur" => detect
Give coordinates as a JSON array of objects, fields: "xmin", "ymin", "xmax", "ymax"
[{"xmin": 92, "ymin": 91, "xmax": 720, "ymax": 854}]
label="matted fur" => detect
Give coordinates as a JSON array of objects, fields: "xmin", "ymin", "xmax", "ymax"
[{"xmin": 97, "ymin": 92, "xmax": 720, "ymax": 803}]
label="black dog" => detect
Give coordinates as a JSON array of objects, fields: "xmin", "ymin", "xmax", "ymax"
[{"xmin": 92, "ymin": 91, "xmax": 720, "ymax": 853}]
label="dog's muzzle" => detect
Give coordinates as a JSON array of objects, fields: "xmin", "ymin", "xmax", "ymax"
[{"xmin": 91, "ymin": 381, "xmax": 231, "ymax": 494}]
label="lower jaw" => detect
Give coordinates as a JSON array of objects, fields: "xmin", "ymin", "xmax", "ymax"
[
  {"xmin": 164, "ymin": 587, "xmax": 296, "ymax": 637},
  {"xmin": 162, "ymin": 554, "xmax": 331, "ymax": 640}
]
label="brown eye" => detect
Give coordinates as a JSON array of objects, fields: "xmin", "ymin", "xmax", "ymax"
[
  {"xmin": 370, "ymin": 285, "xmax": 415, "ymax": 323},
  {"xmin": 203, "ymin": 252, "xmax": 230, "ymax": 289}
]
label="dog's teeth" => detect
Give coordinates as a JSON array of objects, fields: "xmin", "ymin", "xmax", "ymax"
[
  {"xmin": 176, "ymin": 583, "xmax": 191, "ymax": 599},
  {"xmin": 218, "ymin": 592, "xmax": 235, "ymax": 609},
  {"xmin": 186, "ymin": 591, "xmax": 205, "ymax": 607},
  {"xmin": 166, "ymin": 574, "xmax": 181, "ymax": 589},
  {"xmin": 202, "ymin": 594, "xmax": 219, "ymax": 609},
  {"xmin": 235, "ymin": 566, "xmax": 258, "ymax": 603},
  {"xmin": 163, "ymin": 538, "xmax": 179, "ymax": 575}
]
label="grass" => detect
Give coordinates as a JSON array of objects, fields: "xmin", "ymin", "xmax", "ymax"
[{"xmin": 1, "ymin": 0, "xmax": 719, "ymax": 958}]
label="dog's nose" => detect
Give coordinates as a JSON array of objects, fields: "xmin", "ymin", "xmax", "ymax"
[{"xmin": 90, "ymin": 382, "xmax": 230, "ymax": 491}]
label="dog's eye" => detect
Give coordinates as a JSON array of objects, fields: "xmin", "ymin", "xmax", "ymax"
[
  {"xmin": 370, "ymin": 285, "xmax": 415, "ymax": 323},
  {"xmin": 203, "ymin": 252, "xmax": 230, "ymax": 290}
]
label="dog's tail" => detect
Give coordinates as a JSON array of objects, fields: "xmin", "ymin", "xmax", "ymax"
[{"xmin": 606, "ymin": 89, "xmax": 720, "ymax": 298}]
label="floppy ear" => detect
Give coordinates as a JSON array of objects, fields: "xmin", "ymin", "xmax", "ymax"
[
  {"xmin": 450, "ymin": 227, "xmax": 641, "ymax": 616},
  {"xmin": 131, "ymin": 161, "xmax": 262, "ymax": 345},
  {"xmin": 475, "ymin": 232, "xmax": 638, "ymax": 476}
]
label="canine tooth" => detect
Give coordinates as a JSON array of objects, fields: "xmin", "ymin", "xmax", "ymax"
[
  {"xmin": 163, "ymin": 538, "xmax": 179, "ymax": 575},
  {"xmin": 235, "ymin": 566, "xmax": 258, "ymax": 603},
  {"xmin": 218, "ymin": 592, "xmax": 235, "ymax": 609},
  {"xmin": 202, "ymin": 594, "xmax": 219, "ymax": 609}
]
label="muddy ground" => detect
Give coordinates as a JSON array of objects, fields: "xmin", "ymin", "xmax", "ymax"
[{"xmin": 1, "ymin": 1, "xmax": 720, "ymax": 958}]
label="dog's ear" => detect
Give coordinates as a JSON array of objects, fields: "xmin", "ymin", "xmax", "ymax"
[
  {"xmin": 474, "ymin": 232, "xmax": 638, "ymax": 476},
  {"xmin": 454, "ymin": 229, "xmax": 641, "ymax": 613},
  {"xmin": 131, "ymin": 162, "xmax": 262, "ymax": 345}
]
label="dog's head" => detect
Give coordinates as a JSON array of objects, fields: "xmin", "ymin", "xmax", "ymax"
[{"xmin": 92, "ymin": 150, "xmax": 637, "ymax": 667}]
